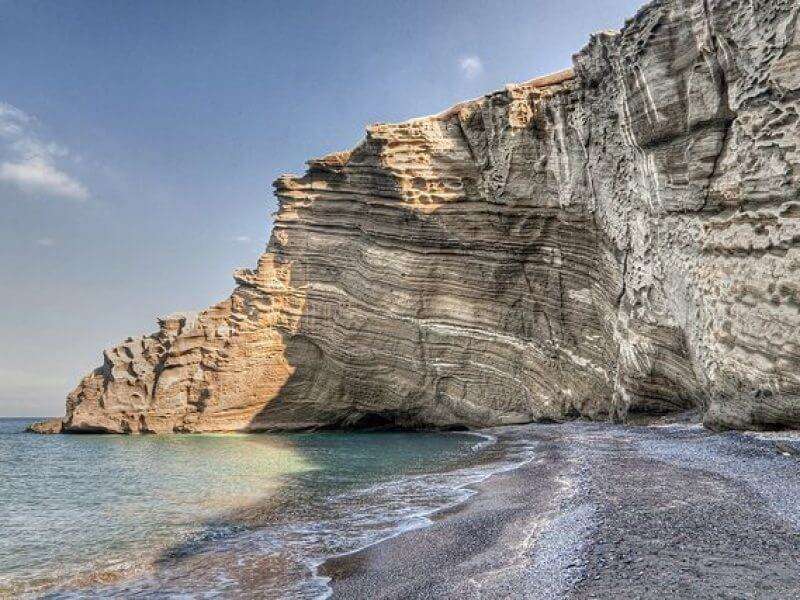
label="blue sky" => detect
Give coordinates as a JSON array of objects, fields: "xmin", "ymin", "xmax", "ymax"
[{"xmin": 0, "ymin": 0, "xmax": 643, "ymax": 417}]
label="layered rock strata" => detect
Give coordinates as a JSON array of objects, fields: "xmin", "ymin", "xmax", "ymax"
[{"xmin": 47, "ymin": 0, "xmax": 800, "ymax": 433}]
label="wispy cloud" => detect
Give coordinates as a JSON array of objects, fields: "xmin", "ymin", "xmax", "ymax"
[
  {"xmin": 0, "ymin": 102, "xmax": 89, "ymax": 201},
  {"xmin": 458, "ymin": 55, "xmax": 484, "ymax": 80},
  {"xmin": 232, "ymin": 235, "xmax": 251, "ymax": 243},
  {"xmin": 1, "ymin": 160, "xmax": 88, "ymax": 200},
  {"xmin": 34, "ymin": 237, "xmax": 56, "ymax": 247}
]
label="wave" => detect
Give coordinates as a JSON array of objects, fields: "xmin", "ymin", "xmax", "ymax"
[
  {"xmin": 304, "ymin": 430, "xmax": 538, "ymax": 599},
  {"xmin": 11, "ymin": 430, "xmax": 536, "ymax": 599}
]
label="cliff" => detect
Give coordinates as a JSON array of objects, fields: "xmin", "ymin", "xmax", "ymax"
[{"xmin": 43, "ymin": 0, "xmax": 800, "ymax": 434}]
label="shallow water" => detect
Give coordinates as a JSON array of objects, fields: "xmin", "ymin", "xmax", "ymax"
[{"xmin": 0, "ymin": 418, "xmax": 533, "ymax": 598}]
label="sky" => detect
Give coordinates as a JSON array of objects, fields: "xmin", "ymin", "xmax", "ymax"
[{"xmin": 0, "ymin": 0, "xmax": 644, "ymax": 417}]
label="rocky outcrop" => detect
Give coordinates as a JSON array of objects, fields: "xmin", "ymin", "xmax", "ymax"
[
  {"xmin": 45, "ymin": 0, "xmax": 800, "ymax": 433},
  {"xmin": 26, "ymin": 418, "xmax": 63, "ymax": 434}
]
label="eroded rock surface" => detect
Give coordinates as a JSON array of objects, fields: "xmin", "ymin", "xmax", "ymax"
[
  {"xmin": 26, "ymin": 419, "xmax": 63, "ymax": 434},
  {"xmin": 49, "ymin": 0, "xmax": 800, "ymax": 433}
]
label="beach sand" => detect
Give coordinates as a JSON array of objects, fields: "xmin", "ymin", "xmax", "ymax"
[{"xmin": 323, "ymin": 422, "xmax": 800, "ymax": 599}]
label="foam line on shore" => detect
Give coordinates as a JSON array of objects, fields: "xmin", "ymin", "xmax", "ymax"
[{"xmin": 310, "ymin": 428, "xmax": 539, "ymax": 599}]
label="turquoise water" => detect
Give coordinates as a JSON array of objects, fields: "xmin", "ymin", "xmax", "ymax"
[{"xmin": 0, "ymin": 418, "xmax": 531, "ymax": 598}]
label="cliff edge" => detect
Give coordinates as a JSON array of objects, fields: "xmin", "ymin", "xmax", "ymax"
[{"xmin": 44, "ymin": 0, "xmax": 800, "ymax": 433}]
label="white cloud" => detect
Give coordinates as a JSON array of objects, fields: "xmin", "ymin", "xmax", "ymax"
[
  {"xmin": 458, "ymin": 55, "xmax": 484, "ymax": 80},
  {"xmin": 1, "ymin": 160, "xmax": 88, "ymax": 200},
  {"xmin": 34, "ymin": 237, "xmax": 56, "ymax": 247},
  {"xmin": 0, "ymin": 102, "xmax": 89, "ymax": 201},
  {"xmin": 232, "ymin": 235, "xmax": 251, "ymax": 243}
]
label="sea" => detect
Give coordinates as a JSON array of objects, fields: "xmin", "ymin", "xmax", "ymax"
[{"xmin": 0, "ymin": 417, "xmax": 534, "ymax": 599}]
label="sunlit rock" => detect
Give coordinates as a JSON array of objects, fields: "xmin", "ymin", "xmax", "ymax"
[{"xmin": 41, "ymin": 0, "xmax": 800, "ymax": 433}]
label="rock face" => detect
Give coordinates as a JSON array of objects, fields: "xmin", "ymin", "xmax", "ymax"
[{"xmin": 50, "ymin": 0, "xmax": 799, "ymax": 433}]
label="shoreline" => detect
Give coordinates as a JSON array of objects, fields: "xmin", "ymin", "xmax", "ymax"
[
  {"xmin": 321, "ymin": 422, "xmax": 800, "ymax": 599},
  {"xmin": 319, "ymin": 423, "xmax": 581, "ymax": 599},
  {"xmin": 2, "ymin": 421, "xmax": 530, "ymax": 599},
  {"xmin": 309, "ymin": 427, "xmax": 539, "ymax": 599},
  {"xmin": 10, "ymin": 418, "xmax": 800, "ymax": 598}
]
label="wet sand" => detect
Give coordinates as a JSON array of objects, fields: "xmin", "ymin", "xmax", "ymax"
[{"xmin": 322, "ymin": 422, "xmax": 800, "ymax": 599}]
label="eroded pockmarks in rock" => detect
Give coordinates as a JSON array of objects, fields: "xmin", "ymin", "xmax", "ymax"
[{"xmin": 51, "ymin": 0, "xmax": 800, "ymax": 433}]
